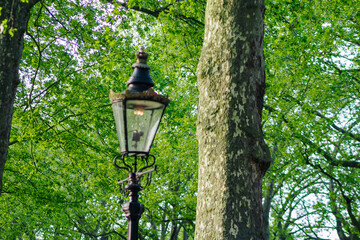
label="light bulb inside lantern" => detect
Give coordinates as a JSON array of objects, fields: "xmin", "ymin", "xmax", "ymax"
[{"xmin": 134, "ymin": 107, "xmax": 144, "ymax": 116}]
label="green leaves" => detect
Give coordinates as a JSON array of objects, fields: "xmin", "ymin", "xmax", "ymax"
[
  {"xmin": 1, "ymin": 0, "xmax": 203, "ymax": 239},
  {"xmin": 264, "ymin": 0, "xmax": 360, "ymax": 238},
  {"xmin": 0, "ymin": 18, "xmax": 7, "ymax": 34}
]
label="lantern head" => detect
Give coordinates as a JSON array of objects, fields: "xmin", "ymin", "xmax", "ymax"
[{"xmin": 110, "ymin": 47, "xmax": 169, "ymax": 156}]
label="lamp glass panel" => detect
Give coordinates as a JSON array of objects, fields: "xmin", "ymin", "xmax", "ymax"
[
  {"xmin": 111, "ymin": 101, "xmax": 126, "ymax": 153},
  {"xmin": 125, "ymin": 100, "xmax": 165, "ymax": 154}
]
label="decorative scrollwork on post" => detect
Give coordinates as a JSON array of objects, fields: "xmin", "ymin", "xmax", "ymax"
[{"xmin": 113, "ymin": 154, "xmax": 157, "ymax": 240}]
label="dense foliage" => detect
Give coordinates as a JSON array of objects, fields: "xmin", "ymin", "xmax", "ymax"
[
  {"xmin": 0, "ymin": 0, "xmax": 358, "ymax": 239},
  {"xmin": 264, "ymin": 0, "xmax": 360, "ymax": 238},
  {"xmin": 1, "ymin": 0, "xmax": 203, "ymax": 239}
]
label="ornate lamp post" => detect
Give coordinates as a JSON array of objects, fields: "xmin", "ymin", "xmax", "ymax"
[{"xmin": 109, "ymin": 46, "xmax": 169, "ymax": 240}]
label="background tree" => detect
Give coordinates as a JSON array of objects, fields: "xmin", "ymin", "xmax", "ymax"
[
  {"xmin": 0, "ymin": 0, "xmax": 39, "ymax": 195},
  {"xmin": 263, "ymin": 0, "xmax": 360, "ymax": 238}
]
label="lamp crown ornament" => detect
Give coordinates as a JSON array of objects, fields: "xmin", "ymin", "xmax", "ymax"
[
  {"xmin": 118, "ymin": 46, "xmax": 153, "ymax": 93},
  {"xmin": 133, "ymin": 46, "xmax": 149, "ymax": 68}
]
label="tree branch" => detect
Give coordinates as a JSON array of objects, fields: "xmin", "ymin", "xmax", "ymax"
[
  {"xmin": 299, "ymin": 134, "xmax": 360, "ymax": 168},
  {"xmin": 264, "ymin": 103, "xmax": 360, "ymax": 169},
  {"xmin": 110, "ymin": 1, "xmax": 204, "ymax": 27},
  {"xmin": 283, "ymin": 94, "xmax": 360, "ymax": 143}
]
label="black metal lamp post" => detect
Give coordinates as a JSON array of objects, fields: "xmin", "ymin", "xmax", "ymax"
[{"xmin": 109, "ymin": 46, "xmax": 169, "ymax": 240}]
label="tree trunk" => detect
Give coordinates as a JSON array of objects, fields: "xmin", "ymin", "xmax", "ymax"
[
  {"xmin": 0, "ymin": 0, "xmax": 38, "ymax": 195},
  {"xmin": 263, "ymin": 180, "xmax": 273, "ymax": 240},
  {"xmin": 195, "ymin": 0, "xmax": 271, "ymax": 239},
  {"xmin": 170, "ymin": 222, "xmax": 179, "ymax": 240},
  {"xmin": 182, "ymin": 225, "xmax": 188, "ymax": 240}
]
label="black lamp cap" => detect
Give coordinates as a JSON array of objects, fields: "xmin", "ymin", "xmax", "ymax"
[{"xmin": 127, "ymin": 46, "xmax": 154, "ymax": 93}]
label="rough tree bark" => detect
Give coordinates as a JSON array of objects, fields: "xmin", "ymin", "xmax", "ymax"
[
  {"xmin": 0, "ymin": 0, "xmax": 38, "ymax": 195},
  {"xmin": 195, "ymin": 0, "xmax": 271, "ymax": 239}
]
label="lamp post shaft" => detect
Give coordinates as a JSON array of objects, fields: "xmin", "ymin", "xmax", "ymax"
[{"xmin": 122, "ymin": 173, "xmax": 144, "ymax": 240}]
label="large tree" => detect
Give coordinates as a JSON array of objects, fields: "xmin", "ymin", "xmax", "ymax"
[
  {"xmin": 195, "ymin": 0, "xmax": 271, "ymax": 239},
  {"xmin": 0, "ymin": 0, "xmax": 39, "ymax": 195}
]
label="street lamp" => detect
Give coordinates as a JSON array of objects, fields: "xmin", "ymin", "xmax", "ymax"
[{"xmin": 109, "ymin": 46, "xmax": 169, "ymax": 240}]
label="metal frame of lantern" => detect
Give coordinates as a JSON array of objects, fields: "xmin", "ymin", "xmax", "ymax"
[
  {"xmin": 109, "ymin": 47, "xmax": 169, "ymax": 240},
  {"xmin": 110, "ymin": 88, "xmax": 169, "ymax": 157}
]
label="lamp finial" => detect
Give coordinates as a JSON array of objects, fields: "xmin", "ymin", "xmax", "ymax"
[{"xmin": 133, "ymin": 46, "xmax": 149, "ymax": 69}]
